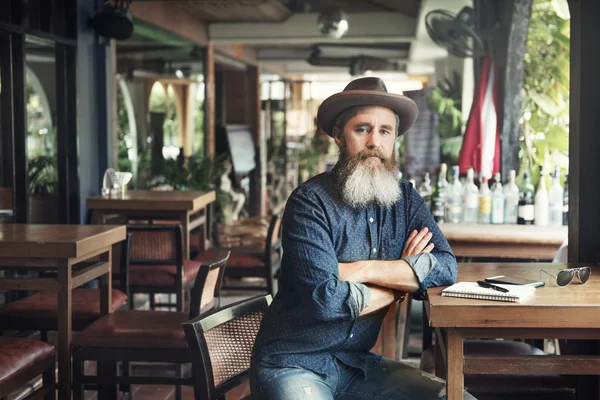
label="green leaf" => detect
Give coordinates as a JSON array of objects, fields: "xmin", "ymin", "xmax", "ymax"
[
  {"xmin": 529, "ymin": 91, "xmax": 561, "ymax": 116},
  {"xmin": 552, "ymin": 0, "xmax": 571, "ymax": 20},
  {"xmin": 545, "ymin": 126, "xmax": 569, "ymax": 150}
]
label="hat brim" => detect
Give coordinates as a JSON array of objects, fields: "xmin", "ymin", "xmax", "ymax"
[{"xmin": 317, "ymin": 90, "xmax": 418, "ymax": 137}]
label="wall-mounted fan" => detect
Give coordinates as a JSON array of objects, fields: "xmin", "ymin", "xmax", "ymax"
[{"xmin": 426, "ymin": 6, "xmax": 485, "ymax": 58}]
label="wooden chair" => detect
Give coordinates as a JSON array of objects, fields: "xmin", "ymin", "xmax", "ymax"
[
  {"xmin": 182, "ymin": 294, "xmax": 272, "ymax": 400},
  {"xmin": 126, "ymin": 224, "xmax": 204, "ymax": 311},
  {"xmin": 0, "ymin": 236, "xmax": 130, "ymax": 342},
  {"xmin": 196, "ymin": 213, "xmax": 282, "ymax": 295},
  {"xmin": 0, "ymin": 336, "xmax": 55, "ymax": 400},
  {"xmin": 71, "ymin": 252, "xmax": 230, "ymax": 400}
]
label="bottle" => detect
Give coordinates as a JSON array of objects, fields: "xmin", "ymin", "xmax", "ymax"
[
  {"xmin": 504, "ymin": 170, "xmax": 519, "ymax": 224},
  {"xmin": 517, "ymin": 170, "xmax": 535, "ymax": 225},
  {"xmin": 418, "ymin": 172, "xmax": 432, "ymax": 209},
  {"xmin": 490, "ymin": 173, "xmax": 505, "ymax": 224},
  {"xmin": 562, "ymin": 174, "xmax": 569, "ymax": 226},
  {"xmin": 462, "ymin": 167, "xmax": 479, "ymax": 224},
  {"xmin": 445, "ymin": 166, "xmax": 462, "ymax": 223},
  {"xmin": 534, "ymin": 166, "xmax": 549, "ymax": 227},
  {"xmin": 431, "ymin": 163, "xmax": 448, "ymax": 223},
  {"xmin": 478, "ymin": 176, "xmax": 492, "ymax": 224},
  {"xmin": 548, "ymin": 167, "xmax": 563, "ymax": 226}
]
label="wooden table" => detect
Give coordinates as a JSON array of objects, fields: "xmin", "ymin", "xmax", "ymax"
[
  {"xmin": 439, "ymin": 224, "xmax": 568, "ymax": 260},
  {"xmin": 426, "ymin": 262, "xmax": 600, "ymax": 400},
  {"xmin": 0, "ymin": 224, "xmax": 126, "ymax": 400},
  {"xmin": 87, "ymin": 190, "xmax": 216, "ymax": 259}
]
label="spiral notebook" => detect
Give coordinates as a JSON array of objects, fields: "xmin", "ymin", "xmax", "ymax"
[{"xmin": 442, "ymin": 282, "xmax": 536, "ymax": 303}]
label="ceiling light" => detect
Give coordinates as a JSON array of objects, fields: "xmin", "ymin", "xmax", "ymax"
[{"xmin": 317, "ymin": 9, "xmax": 349, "ymax": 39}]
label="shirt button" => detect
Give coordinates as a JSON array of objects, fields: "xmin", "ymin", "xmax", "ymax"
[
  {"xmin": 373, "ymin": 248, "xmax": 377, "ymax": 252},
  {"xmin": 350, "ymin": 334, "xmax": 354, "ymax": 338},
  {"xmin": 369, "ymin": 217, "xmax": 374, "ymax": 223}
]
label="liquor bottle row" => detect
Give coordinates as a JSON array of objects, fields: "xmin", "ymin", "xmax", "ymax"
[{"xmin": 416, "ymin": 163, "xmax": 568, "ymax": 226}]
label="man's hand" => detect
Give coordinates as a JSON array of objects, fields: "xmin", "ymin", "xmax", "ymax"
[{"xmin": 401, "ymin": 227, "xmax": 434, "ymax": 258}]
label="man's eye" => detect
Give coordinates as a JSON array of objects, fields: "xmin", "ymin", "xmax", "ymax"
[
  {"xmin": 380, "ymin": 130, "xmax": 391, "ymax": 135},
  {"xmin": 356, "ymin": 128, "xmax": 369, "ymax": 134}
]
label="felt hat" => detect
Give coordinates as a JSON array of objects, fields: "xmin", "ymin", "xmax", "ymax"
[{"xmin": 317, "ymin": 77, "xmax": 418, "ymax": 137}]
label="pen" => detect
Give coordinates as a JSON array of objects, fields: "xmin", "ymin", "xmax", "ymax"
[{"xmin": 477, "ymin": 280, "xmax": 509, "ymax": 293}]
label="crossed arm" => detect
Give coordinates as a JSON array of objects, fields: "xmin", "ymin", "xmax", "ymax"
[{"xmin": 339, "ymin": 227, "xmax": 434, "ymax": 316}]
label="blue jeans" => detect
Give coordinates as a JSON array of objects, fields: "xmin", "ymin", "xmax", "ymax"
[{"xmin": 250, "ymin": 357, "xmax": 477, "ymax": 400}]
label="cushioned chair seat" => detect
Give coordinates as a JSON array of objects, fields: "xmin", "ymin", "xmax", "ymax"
[
  {"xmin": 72, "ymin": 310, "xmax": 188, "ymax": 350},
  {"xmin": 129, "ymin": 260, "xmax": 202, "ymax": 286},
  {"xmin": 0, "ymin": 289, "xmax": 128, "ymax": 322},
  {"xmin": 196, "ymin": 250, "xmax": 264, "ymax": 269},
  {"xmin": 0, "ymin": 337, "xmax": 54, "ymax": 385}
]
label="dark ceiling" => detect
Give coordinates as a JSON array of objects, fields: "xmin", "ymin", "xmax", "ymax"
[{"xmin": 136, "ymin": 0, "xmax": 421, "ymax": 22}]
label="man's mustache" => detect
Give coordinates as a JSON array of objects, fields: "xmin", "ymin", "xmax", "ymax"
[{"xmin": 358, "ymin": 149, "xmax": 386, "ymax": 161}]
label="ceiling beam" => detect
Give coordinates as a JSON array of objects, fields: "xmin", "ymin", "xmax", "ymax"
[{"xmin": 209, "ymin": 12, "xmax": 416, "ymax": 45}]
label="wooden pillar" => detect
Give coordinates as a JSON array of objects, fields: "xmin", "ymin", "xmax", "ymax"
[
  {"xmin": 204, "ymin": 44, "xmax": 215, "ymax": 158},
  {"xmin": 567, "ymin": 1, "xmax": 600, "ymax": 398},
  {"xmin": 110, "ymin": 39, "xmax": 119, "ymax": 169},
  {"xmin": 224, "ymin": 70, "xmax": 248, "ymax": 124},
  {"xmin": 248, "ymin": 65, "xmax": 265, "ymax": 216},
  {"xmin": 569, "ymin": 0, "xmax": 600, "ymax": 263}
]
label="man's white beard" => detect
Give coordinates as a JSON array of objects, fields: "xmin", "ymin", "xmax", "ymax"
[{"xmin": 341, "ymin": 159, "xmax": 401, "ymax": 208}]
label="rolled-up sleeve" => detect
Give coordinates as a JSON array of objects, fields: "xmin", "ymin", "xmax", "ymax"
[
  {"xmin": 347, "ymin": 282, "xmax": 371, "ymax": 317},
  {"xmin": 404, "ymin": 186, "xmax": 457, "ymax": 300},
  {"xmin": 280, "ymin": 188, "xmax": 363, "ymax": 321}
]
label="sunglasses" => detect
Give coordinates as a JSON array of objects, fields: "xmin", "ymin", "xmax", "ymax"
[{"xmin": 540, "ymin": 267, "xmax": 592, "ymax": 287}]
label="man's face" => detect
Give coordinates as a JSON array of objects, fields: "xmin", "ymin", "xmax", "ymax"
[
  {"xmin": 334, "ymin": 105, "xmax": 397, "ymax": 165},
  {"xmin": 333, "ymin": 105, "xmax": 401, "ymax": 208}
]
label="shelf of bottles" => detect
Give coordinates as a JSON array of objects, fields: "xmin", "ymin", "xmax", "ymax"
[{"xmin": 416, "ymin": 163, "xmax": 568, "ymax": 227}]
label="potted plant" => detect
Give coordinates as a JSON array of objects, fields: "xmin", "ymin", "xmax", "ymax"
[{"xmin": 28, "ymin": 154, "xmax": 59, "ymax": 223}]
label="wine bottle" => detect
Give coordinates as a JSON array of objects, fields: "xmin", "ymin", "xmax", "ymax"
[
  {"xmin": 504, "ymin": 170, "xmax": 519, "ymax": 224},
  {"xmin": 431, "ymin": 164, "xmax": 448, "ymax": 223},
  {"xmin": 548, "ymin": 167, "xmax": 563, "ymax": 226},
  {"xmin": 418, "ymin": 172, "xmax": 432, "ymax": 209},
  {"xmin": 445, "ymin": 166, "xmax": 462, "ymax": 223},
  {"xmin": 517, "ymin": 170, "xmax": 535, "ymax": 225},
  {"xmin": 534, "ymin": 166, "xmax": 549, "ymax": 226},
  {"xmin": 490, "ymin": 173, "xmax": 505, "ymax": 224},
  {"xmin": 478, "ymin": 176, "xmax": 492, "ymax": 224},
  {"xmin": 462, "ymin": 167, "xmax": 479, "ymax": 224}
]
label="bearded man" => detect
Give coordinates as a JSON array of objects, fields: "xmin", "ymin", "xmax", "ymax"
[{"xmin": 250, "ymin": 77, "xmax": 473, "ymax": 400}]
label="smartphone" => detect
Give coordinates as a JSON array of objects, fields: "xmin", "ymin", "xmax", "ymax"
[{"xmin": 485, "ymin": 275, "xmax": 545, "ymax": 287}]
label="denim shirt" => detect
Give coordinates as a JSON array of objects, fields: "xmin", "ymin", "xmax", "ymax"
[{"xmin": 252, "ymin": 172, "xmax": 457, "ymax": 378}]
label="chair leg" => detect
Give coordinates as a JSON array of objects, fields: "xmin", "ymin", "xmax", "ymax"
[
  {"xmin": 40, "ymin": 330, "xmax": 48, "ymax": 343},
  {"xmin": 121, "ymin": 361, "xmax": 131, "ymax": 395},
  {"xmin": 43, "ymin": 354, "xmax": 56, "ymax": 400},
  {"xmin": 175, "ymin": 363, "xmax": 184, "ymax": 400},
  {"xmin": 149, "ymin": 293, "xmax": 156, "ymax": 310},
  {"xmin": 98, "ymin": 360, "xmax": 118, "ymax": 400},
  {"xmin": 72, "ymin": 358, "xmax": 84, "ymax": 400}
]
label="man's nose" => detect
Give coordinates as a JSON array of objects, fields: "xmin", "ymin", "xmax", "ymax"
[{"xmin": 365, "ymin": 131, "xmax": 381, "ymax": 149}]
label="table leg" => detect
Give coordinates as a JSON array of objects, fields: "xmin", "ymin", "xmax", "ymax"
[
  {"xmin": 57, "ymin": 259, "xmax": 72, "ymax": 400},
  {"xmin": 180, "ymin": 212, "xmax": 190, "ymax": 260},
  {"xmin": 446, "ymin": 328, "xmax": 464, "ymax": 400},
  {"xmin": 100, "ymin": 245, "xmax": 113, "ymax": 315},
  {"xmin": 95, "ymin": 210, "xmax": 106, "ymax": 224}
]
